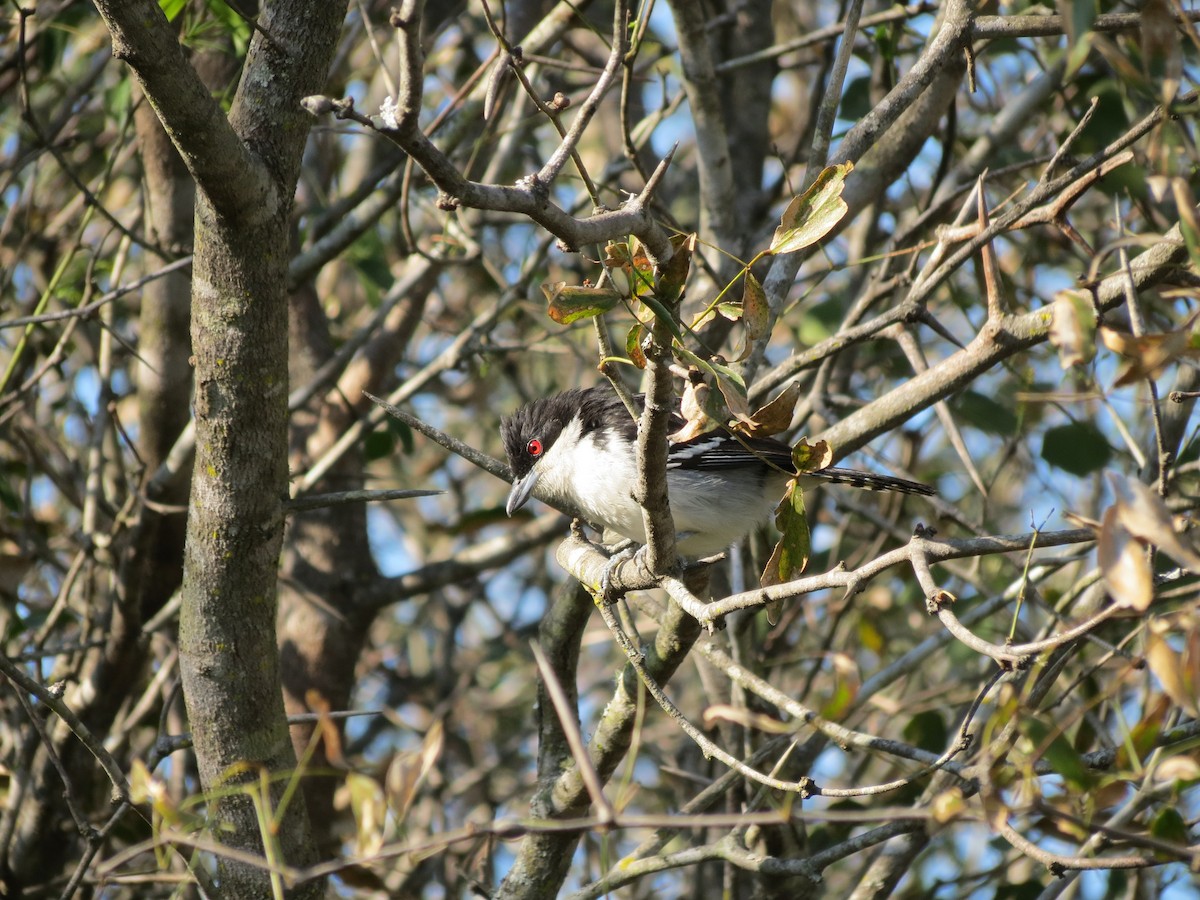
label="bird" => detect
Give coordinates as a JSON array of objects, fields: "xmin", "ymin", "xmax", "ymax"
[{"xmin": 500, "ymin": 385, "xmax": 934, "ymax": 557}]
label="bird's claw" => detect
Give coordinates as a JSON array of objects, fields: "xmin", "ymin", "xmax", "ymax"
[{"xmin": 600, "ymin": 543, "xmax": 646, "ymax": 602}]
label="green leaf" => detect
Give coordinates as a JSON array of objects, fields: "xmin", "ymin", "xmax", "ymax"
[
  {"xmin": 994, "ymin": 882, "xmax": 1048, "ymax": 900},
  {"xmin": 902, "ymin": 710, "xmax": 948, "ymax": 753},
  {"xmin": 541, "ymin": 283, "xmax": 622, "ymax": 325},
  {"xmin": 769, "ymin": 163, "xmax": 853, "ymax": 255},
  {"xmin": 761, "ymin": 482, "xmax": 810, "ymax": 587},
  {"xmin": 839, "ymin": 76, "xmax": 871, "ymax": 121},
  {"xmin": 159, "ymin": 0, "xmax": 187, "ymax": 21},
  {"xmin": 1057, "ymin": 0, "xmax": 1098, "ymax": 49},
  {"xmin": 1022, "ymin": 717, "xmax": 1093, "ymax": 790},
  {"xmin": 820, "ymin": 677, "xmax": 855, "ymax": 721},
  {"xmin": 364, "ymin": 428, "xmax": 395, "ymax": 462},
  {"xmin": 205, "ymin": 0, "xmax": 253, "ymax": 53},
  {"xmin": 1149, "ymin": 805, "xmax": 1188, "ymax": 845},
  {"xmin": 0, "ymin": 469, "xmax": 19, "ymax": 512},
  {"xmin": 655, "ymin": 233, "xmax": 695, "ymax": 306},
  {"xmin": 387, "ymin": 416, "xmax": 414, "ymax": 455},
  {"xmin": 953, "ymin": 390, "xmax": 1019, "ymax": 437},
  {"xmin": 1041, "ymin": 421, "xmax": 1112, "ymax": 476},
  {"xmin": 104, "ymin": 78, "xmax": 133, "ymax": 120},
  {"xmin": 873, "ymin": 23, "xmax": 898, "ymax": 62},
  {"xmin": 637, "ymin": 294, "xmax": 687, "ymax": 344}
]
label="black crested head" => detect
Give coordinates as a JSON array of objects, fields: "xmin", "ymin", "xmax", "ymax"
[
  {"xmin": 500, "ymin": 385, "xmax": 636, "ymax": 479},
  {"xmin": 500, "ymin": 388, "xmax": 590, "ymax": 480}
]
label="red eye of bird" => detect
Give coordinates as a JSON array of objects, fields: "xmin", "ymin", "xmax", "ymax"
[{"xmin": 527, "ymin": 438, "xmax": 543, "ymax": 457}]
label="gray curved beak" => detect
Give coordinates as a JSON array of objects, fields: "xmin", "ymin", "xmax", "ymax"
[{"xmin": 506, "ymin": 470, "xmax": 539, "ymax": 516}]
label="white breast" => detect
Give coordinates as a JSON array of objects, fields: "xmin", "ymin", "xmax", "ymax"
[
  {"xmin": 530, "ymin": 421, "xmax": 787, "ymax": 556},
  {"xmin": 531, "ymin": 419, "xmax": 646, "ymax": 542}
]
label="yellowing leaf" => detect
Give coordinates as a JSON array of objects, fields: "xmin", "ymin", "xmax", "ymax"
[
  {"xmin": 1049, "ymin": 289, "xmax": 1096, "ymax": 369},
  {"xmin": 821, "ymin": 651, "xmax": 860, "ymax": 720},
  {"xmin": 741, "ymin": 270, "xmax": 769, "ymax": 341},
  {"xmin": 931, "ymin": 787, "xmax": 966, "ymax": 823},
  {"xmin": 542, "ymin": 283, "xmax": 622, "ymax": 325},
  {"xmin": 346, "ymin": 772, "xmax": 387, "ymax": 856},
  {"xmin": 702, "ymin": 704, "xmax": 792, "ymax": 734},
  {"xmin": 625, "ymin": 322, "xmax": 647, "ymax": 370},
  {"xmin": 129, "ymin": 758, "xmax": 157, "ymax": 806},
  {"xmin": 603, "ymin": 241, "xmax": 633, "ymax": 272},
  {"xmin": 858, "ymin": 617, "xmax": 884, "ymax": 654},
  {"xmin": 627, "ymin": 235, "xmax": 654, "ymax": 297},
  {"xmin": 792, "ymin": 437, "xmax": 834, "ymax": 474},
  {"xmin": 602, "ymin": 239, "xmax": 653, "ymax": 297},
  {"xmin": 385, "ymin": 719, "xmax": 445, "ymax": 825},
  {"xmin": 689, "ymin": 298, "xmax": 744, "ymax": 331},
  {"xmin": 769, "ymin": 163, "xmax": 853, "ymax": 255}
]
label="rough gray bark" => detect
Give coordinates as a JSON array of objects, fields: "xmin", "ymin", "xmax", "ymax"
[{"xmin": 88, "ymin": 0, "xmax": 349, "ymax": 892}]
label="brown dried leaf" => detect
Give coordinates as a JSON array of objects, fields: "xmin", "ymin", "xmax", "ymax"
[
  {"xmin": 385, "ymin": 719, "xmax": 445, "ymax": 825},
  {"xmin": 1146, "ymin": 619, "xmax": 1200, "ymax": 717},
  {"xmin": 1154, "ymin": 755, "xmax": 1200, "ymax": 785},
  {"xmin": 703, "ymin": 704, "xmax": 792, "ymax": 734},
  {"xmin": 671, "ymin": 345, "xmax": 751, "ymax": 422},
  {"xmin": 1097, "ymin": 504, "xmax": 1153, "ymax": 611},
  {"xmin": 602, "ymin": 241, "xmax": 632, "ymax": 268},
  {"xmin": 714, "ymin": 371, "xmax": 752, "ymax": 422},
  {"xmin": 1107, "ymin": 472, "xmax": 1200, "ymax": 571},
  {"xmin": 734, "ymin": 382, "xmax": 802, "ymax": 438},
  {"xmin": 1099, "ymin": 322, "xmax": 1200, "ymax": 386},
  {"xmin": 1142, "ymin": 0, "xmax": 1181, "ymax": 106},
  {"xmin": 669, "ymin": 380, "xmax": 719, "ymax": 443}
]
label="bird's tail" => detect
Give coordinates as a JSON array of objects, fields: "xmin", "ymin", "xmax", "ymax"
[{"xmin": 804, "ymin": 466, "xmax": 935, "ymax": 496}]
